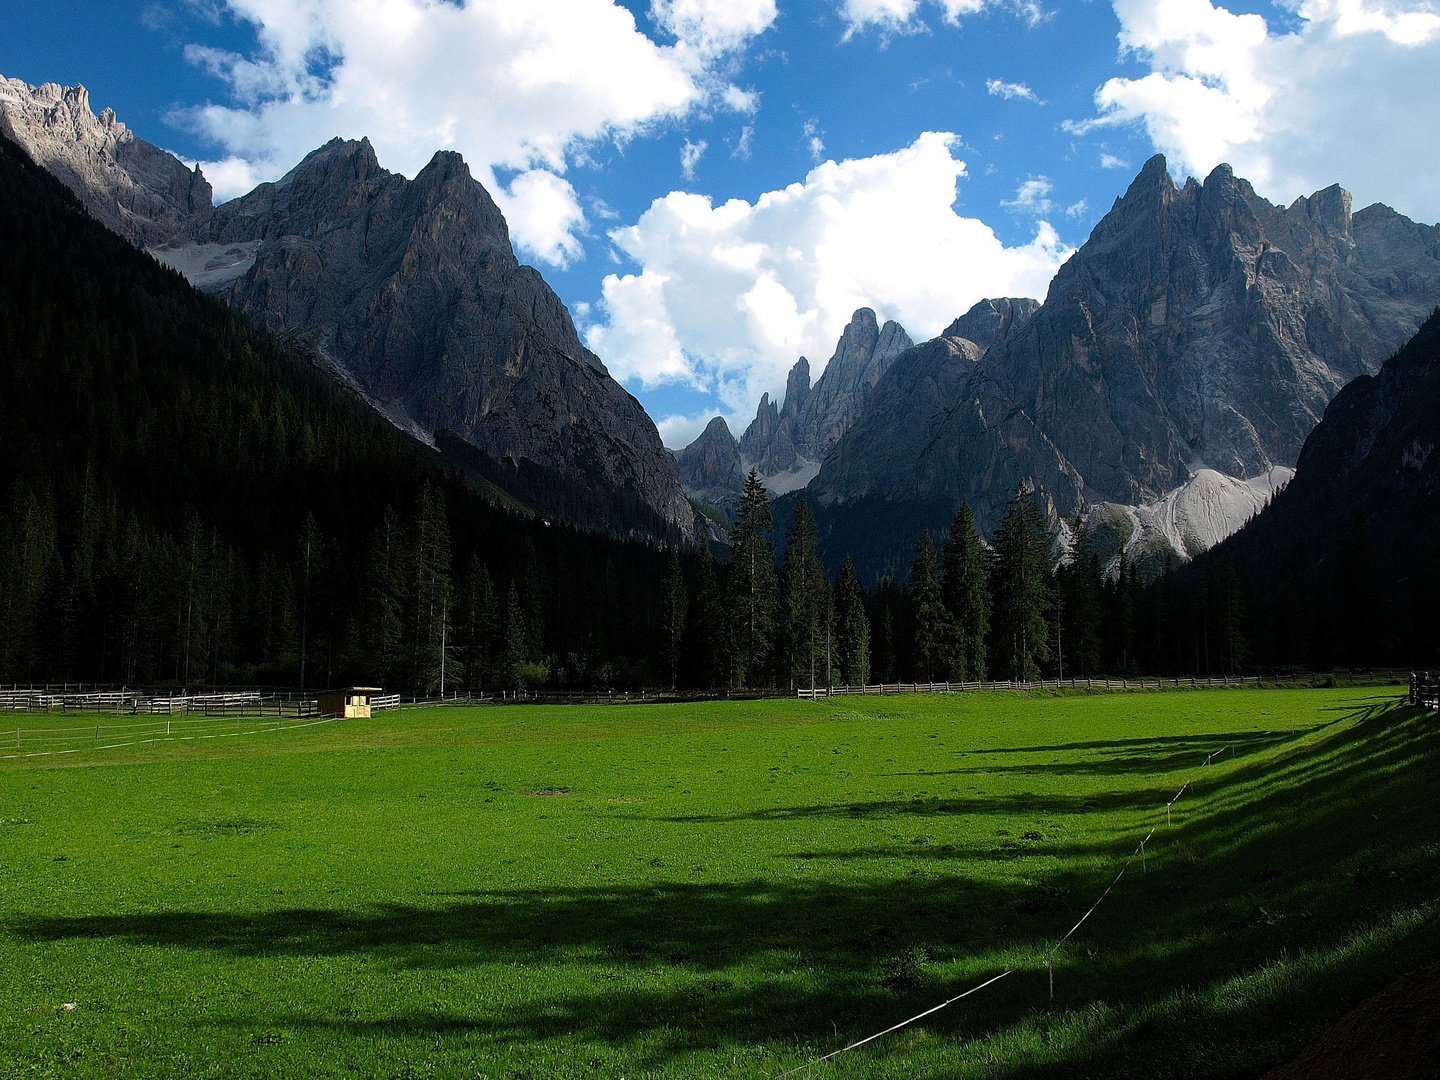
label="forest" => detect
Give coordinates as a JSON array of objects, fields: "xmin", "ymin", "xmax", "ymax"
[{"xmin": 1, "ymin": 130, "xmax": 1434, "ymax": 694}]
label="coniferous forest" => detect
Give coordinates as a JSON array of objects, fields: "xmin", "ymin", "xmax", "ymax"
[{"xmin": 2, "ymin": 130, "xmax": 1436, "ymax": 694}]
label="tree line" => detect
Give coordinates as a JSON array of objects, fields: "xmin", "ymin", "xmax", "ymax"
[{"xmin": 3, "ymin": 130, "xmax": 1431, "ymax": 693}]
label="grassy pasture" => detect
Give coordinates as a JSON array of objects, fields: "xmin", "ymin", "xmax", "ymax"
[{"xmin": 0, "ymin": 688, "xmax": 1436, "ymax": 1079}]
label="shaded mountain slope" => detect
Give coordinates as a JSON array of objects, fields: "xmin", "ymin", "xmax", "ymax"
[
  {"xmin": 1206, "ymin": 308, "xmax": 1440, "ymax": 591},
  {"xmin": 0, "ymin": 131, "xmax": 674, "ymax": 686},
  {"xmin": 154, "ymin": 137, "xmax": 693, "ymax": 542}
]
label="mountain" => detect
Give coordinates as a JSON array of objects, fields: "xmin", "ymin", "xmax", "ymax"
[
  {"xmin": 680, "ymin": 308, "xmax": 913, "ymax": 507},
  {"xmin": 1086, "ymin": 466, "xmax": 1293, "ymax": 574},
  {"xmin": 1211, "ymin": 308, "xmax": 1440, "ymax": 593},
  {"xmin": 1, "ymin": 76, "xmax": 694, "ymax": 545},
  {"xmin": 153, "ymin": 137, "xmax": 695, "ymax": 542},
  {"xmin": 0, "ymin": 75, "xmax": 212, "ymax": 246},
  {"xmin": 676, "ymin": 416, "xmax": 745, "ymax": 511},
  {"xmin": 801, "ymin": 156, "xmax": 1440, "ymax": 578},
  {"xmin": 0, "ymin": 130, "xmax": 678, "ymax": 688}
]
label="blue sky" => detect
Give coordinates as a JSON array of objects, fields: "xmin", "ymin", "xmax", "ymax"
[{"xmin": 5, "ymin": 0, "xmax": 1440, "ymax": 446}]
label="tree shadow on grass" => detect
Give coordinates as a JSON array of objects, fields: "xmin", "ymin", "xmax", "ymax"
[{"xmin": 6, "ymin": 700, "xmax": 1437, "ymax": 1076}]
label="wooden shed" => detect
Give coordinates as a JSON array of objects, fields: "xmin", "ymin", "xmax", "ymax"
[{"xmin": 317, "ymin": 687, "xmax": 382, "ymax": 719}]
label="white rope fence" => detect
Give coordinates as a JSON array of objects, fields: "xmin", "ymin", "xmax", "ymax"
[
  {"xmin": 0, "ymin": 713, "xmax": 343, "ymax": 761},
  {"xmin": 773, "ymin": 741, "xmax": 1243, "ymax": 1076}
]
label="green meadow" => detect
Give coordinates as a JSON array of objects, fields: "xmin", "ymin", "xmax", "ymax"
[{"xmin": 0, "ymin": 688, "xmax": 1436, "ymax": 1079}]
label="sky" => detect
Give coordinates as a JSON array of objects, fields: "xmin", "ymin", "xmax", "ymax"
[{"xmin": 5, "ymin": 0, "xmax": 1440, "ymax": 447}]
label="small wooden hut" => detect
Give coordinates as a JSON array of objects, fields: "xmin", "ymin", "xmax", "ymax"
[{"xmin": 317, "ymin": 687, "xmax": 382, "ymax": 719}]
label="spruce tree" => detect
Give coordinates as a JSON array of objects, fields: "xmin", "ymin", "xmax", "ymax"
[
  {"xmin": 683, "ymin": 543, "xmax": 724, "ymax": 689},
  {"xmin": 990, "ymin": 484, "xmax": 1054, "ymax": 681},
  {"xmin": 780, "ymin": 500, "xmax": 830, "ymax": 691},
  {"xmin": 501, "ymin": 581, "xmax": 527, "ymax": 692},
  {"xmin": 660, "ymin": 549, "xmax": 687, "ymax": 690},
  {"xmin": 941, "ymin": 501, "xmax": 990, "ymax": 681},
  {"xmin": 410, "ymin": 484, "xmax": 452, "ymax": 694},
  {"xmin": 834, "ymin": 554, "xmax": 870, "ymax": 686},
  {"xmin": 910, "ymin": 529, "xmax": 952, "ymax": 681},
  {"xmin": 366, "ymin": 506, "xmax": 406, "ymax": 688},
  {"xmin": 727, "ymin": 469, "xmax": 777, "ymax": 687},
  {"xmin": 462, "ymin": 557, "xmax": 498, "ymax": 694},
  {"xmin": 1055, "ymin": 515, "xmax": 1103, "ymax": 678}
]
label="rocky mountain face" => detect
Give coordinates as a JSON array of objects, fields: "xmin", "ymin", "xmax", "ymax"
[
  {"xmin": 0, "ymin": 75, "xmax": 212, "ymax": 246},
  {"xmin": 0, "ymin": 75, "xmax": 697, "ymax": 544},
  {"xmin": 804, "ymin": 156, "xmax": 1440, "ymax": 576},
  {"xmin": 677, "ymin": 415, "xmax": 745, "ymax": 510},
  {"xmin": 682, "ymin": 308, "xmax": 913, "ymax": 505},
  {"xmin": 1210, "ymin": 310, "xmax": 1440, "ymax": 599},
  {"xmin": 154, "ymin": 137, "xmax": 695, "ymax": 540}
]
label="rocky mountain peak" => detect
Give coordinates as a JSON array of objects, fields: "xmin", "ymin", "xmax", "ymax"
[
  {"xmin": 803, "ymin": 155, "xmax": 1440, "ymax": 578},
  {"xmin": 677, "ymin": 416, "xmax": 745, "ymax": 510},
  {"xmin": 0, "ymin": 73, "xmax": 212, "ymax": 245},
  {"xmin": 152, "ymin": 136, "xmax": 693, "ymax": 540},
  {"xmin": 943, "ymin": 297, "xmax": 1040, "ymax": 354},
  {"xmin": 783, "ymin": 357, "xmax": 811, "ymax": 420}
]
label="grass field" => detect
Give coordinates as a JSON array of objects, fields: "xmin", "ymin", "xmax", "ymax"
[{"xmin": 0, "ymin": 688, "xmax": 1436, "ymax": 1079}]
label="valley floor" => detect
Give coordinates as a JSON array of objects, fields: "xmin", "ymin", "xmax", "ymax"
[{"xmin": 0, "ymin": 688, "xmax": 1435, "ymax": 1078}]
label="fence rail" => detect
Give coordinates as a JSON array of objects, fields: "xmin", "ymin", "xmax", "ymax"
[
  {"xmin": 798, "ymin": 671, "xmax": 1409, "ymax": 699},
  {"xmin": 0, "ymin": 689, "xmax": 316, "ymax": 717},
  {"xmin": 1410, "ymin": 671, "xmax": 1440, "ymax": 709}
]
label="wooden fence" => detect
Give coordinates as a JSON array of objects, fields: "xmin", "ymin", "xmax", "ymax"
[
  {"xmin": 0, "ymin": 688, "xmax": 316, "ymax": 717},
  {"xmin": 798, "ymin": 671, "xmax": 1409, "ymax": 699},
  {"xmin": 1410, "ymin": 671, "xmax": 1440, "ymax": 710}
]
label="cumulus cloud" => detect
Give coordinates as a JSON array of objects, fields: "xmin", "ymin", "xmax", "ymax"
[
  {"xmin": 987, "ymin": 78, "xmax": 1045, "ymax": 103},
  {"xmin": 584, "ymin": 132, "xmax": 1070, "ymax": 419},
  {"xmin": 180, "ymin": 0, "xmax": 774, "ymax": 262},
  {"xmin": 1078, "ymin": 0, "xmax": 1440, "ymax": 218},
  {"xmin": 494, "ymin": 170, "xmax": 587, "ymax": 267}
]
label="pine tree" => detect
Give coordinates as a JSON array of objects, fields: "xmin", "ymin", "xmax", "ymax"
[
  {"xmin": 461, "ymin": 557, "xmax": 498, "ymax": 694},
  {"xmin": 366, "ymin": 506, "xmax": 406, "ymax": 687},
  {"xmin": 410, "ymin": 484, "xmax": 452, "ymax": 695},
  {"xmin": 296, "ymin": 513, "xmax": 319, "ymax": 693},
  {"xmin": 941, "ymin": 501, "xmax": 990, "ymax": 681},
  {"xmin": 682, "ymin": 544, "xmax": 724, "ymax": 689},
  {"xmin": 660, "ymin": 549, "xmax": 687, "ymax": 690},
  {"xmin": 780, "ymin": 500, "xmax": 830, "ymax": 691},
  {"xmin": 834, "ymin": 554, "xmax": 870, "ymax": 686},
  {"xmin": 1055, "ymin": 515, "xmax": 1103, "ymax": 678},
  {"xmin": 501, "ymin": 581, "xmax": 527, "ymax": 692},
  {"xmin": 990, "ymin": 484, "xmax": 1054, "ymax": 681},
  {"xmin": 727, "ymin": 469, "xmax": 777, "ymax": 687},
  {"xmin": 910, "ymin": 529, "xmax": 952, "ymax": 681}
]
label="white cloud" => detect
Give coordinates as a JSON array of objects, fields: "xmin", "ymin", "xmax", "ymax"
[
  {"xmin": 651, "ymin": 0, "xmax": 778, "ymax": 55},
  {"xmin": 1002, "ymin": 176, "xmax": 1055, "ymax": 214},
  {"xmin": 987, "ymin": 78, "xmax": 1045, "ymax": 103},
  {"xmin": 803, "ymin": 117, "xmax": 825, "ymax": 161},
  {"xmin": 1099, "ymin": 152, "xmax": 1130, "ymax": 169},
  {"xmin": 657, "ymin": 411, "xmax": 726, "ymax": 449},
  {"xmin": 838, "ymin": 0, "xmax": 1042, "ymax": 34},
  {"xmin": 584, "ymin": 131, "xmax": 1070, "ymax": 418},
  {"xmin": 493, "ymin": 170, "xmax": 587, "ymax": 267},
  {"xmin": 1065, "ymin": 198, "xmax": 1089, "ymax": 217},
  {"xmin": 732, "ymin": 124, "xmax": 755, "ymax": 158},
  {"xmin": 1080, "ymin": 0, "xmax": 1440, "ymax": 218},
  {"xmin": 181, "ymin": 0, "xmax": 774, "ymax": 262},
  {"xmin": 681, "ymin": 138, "xmax": 708, "ymax": 179}
]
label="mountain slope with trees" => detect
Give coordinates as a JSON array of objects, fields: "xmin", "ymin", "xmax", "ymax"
[{"xmin": 0, "ymin": 132, "xmax": 681, "ymax": 690}]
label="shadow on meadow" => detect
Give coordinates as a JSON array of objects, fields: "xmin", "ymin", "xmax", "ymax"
[{"xmin": 7, "ymin": 697, "xmax": 1437, "ymax": 1077}]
